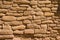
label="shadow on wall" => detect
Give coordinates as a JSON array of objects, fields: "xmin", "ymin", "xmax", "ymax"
[{"xmin": 56, "ymin": 0, "xmax": 60, "ymax": 16}]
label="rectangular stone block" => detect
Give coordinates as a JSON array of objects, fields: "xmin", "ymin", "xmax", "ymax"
[
  {"xmin": 2, "ymin": 16, "xmax": 16, "ymax": 21},
  {"xmin": 3, "ymin": 1, "xmax": 13, "ymax": 5},
  {"xmin": 13, "ymin": 37, "xmax": 21, "ymax": 40},
  {"xmin": 17, "ymin": 15, "xmax": 32, "ymax": 20},
  {"xmin": 6, "ymin": 12, "xmax": 23, "ymax": 17},
  {"xmin": 0, "ymin": 30, "xmax": 13, "ymax": 35},
  {"xmin": 10, "ymin": 21, "xmax": 22, "ymax": 26},
  {"xmin": 44, "ymin": 12, "xmax": 54, "ymax": 16},
  {"xmin": 24, "ymin": 29, "xmax": 34, "ymax": 34},
  {"xmin": 39, "ymin": 1, "xmax": 51, "ymax": 4},
  {"xmin": 33, "ymin": 15, "xmax": 41, "ymax": 20},
  {"xmin": 32, "ymin": 20, "xmax": 41, "ymax": 24},
  {"xmin": 0, "ymin": 9, "xmax": 8, "ymax": 13},
  {"xmin": 34, "ymin": 29, "xmax": 50, "ymax": 34},
  {"xmin": 13, "ymin": 0, "xmax": 30, "ymax": 4},
  {"xmin": 13, "ymin": 30, "xmax": 23, "ymax": 34},
  {"xmin": 23, "ymin": 20, "xmax": 31, "ymax": 24},
  {"xmin": 24, "ymin": 11, "xmax": 32, "ymax": 16},
  {"xmin": 34, "ymin": 34, "xmax": 48, "ymax": 37},
  {"xmin": 0, "ymin": 35, "xmax": 14, "ymax": 39},
  {"xmin": 0, "ymin": 13, "xmax": 5, "ymax": 16},
  {"xmin": 41, "ymin": 7, "xmax": 51, "ymax": 12},
  {"xmin": 42, "ymin": 20, "xmax": 53, "ymax": 24},
  {"xmin": 27, "ymin": 23, "xmax": 40, "ymax": 29},
  {"xmin": 30, "ymin": 1, "xmax": 37, "ymax": 5},
  {"xmin": 12, "ymin": 25, "xmax": 26, "ymax": 30},
  {"xmin": 41, "ymin": 24, "xmax": 47, "ymax": 30}
]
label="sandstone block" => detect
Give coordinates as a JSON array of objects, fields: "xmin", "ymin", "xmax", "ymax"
[
  {"xmin": 38, "ymin": 4, "xmax": 45, "ymax": 7},
  {"xmin": 34, "ymin": 34, "xmax": 48, "ymax": 37},
  {"xmin": 12, "ymin": 25, "xmax": 26, "ymax": 30},
  {"xmin": 43, "ymin": 37, "xmax": 50, "ymax": 40},
  {"xmin": 13, "ymin": 30, "xmax": 23, "ymax": 34},
  {"xmin": 39, "ymin": 1, "xmax": 51, "ymax": 4},
  {"xmin": 51, "ymin": 7, "xmax": 57, "ymax": 11},
  {"xmin": 3, "ymin": 24, "xmax": 12, "ymax": 30},
  {"xmin": 42, "ymin": 20, "xmax": 53, "ymax": 23},
  {"xmin": 0, "ymin": 9, "xmax": 8, "ymax": 13},
  {"xmin": 41, "ymin": 7, "xmax": 51, "ymax": 12},
  {"xmin": 0, "ymin": 20, "xmax": 3, "ymax": 25},
  {"xmin": 41, "ymin": 24, "xmax": 47, "ymax": 30},
  {"xmin": 32, "ymin": 20, "xmax": 41, "ymax": 24},
  {"xmin": 34, "ymin": 29, "xmax": 50, "ymax": 34},
  {"xmin": 23, "ymin": 20, "xmax": 31, "ymax": 24},
  {"xmin": 24, "ymin": 29, "xmax": 34, "ymax": 34},
  {"xmin": 30, "ymin": 1, "xmax": 37, "ymax": 5},
  {"xmin": 17, "ymin": 16, "xmax": 28, "ymax": 20},
  {"xmin": 10, "ymin": 21, "xmax": 21, "ymax": 26},
  {"xmin": 27, "ymin": 23, "xmax": 40, "ymax": 29},
  {"xmin": 27, "ymin": 24, "xmax": 34, "ymax": 29},
  {"xmin": 21, "ymin": 38, "xmax": 31, "ymax": 40},
  {"xmin": 13, "ymin": 37, "xmax": 21, "ymax": 40},
  {"xmin": 13, "ymin": 0, "xmax": 30, "ymax": 4},
  {"xmin": 3, "ymin": 1, "xmax": 13, "ymax": 5},
  {"xmin": 24, "ymin": 11, "xmax": 31, "ymax": 16},
  {"xmin": 44, "ymin": 12, "xmax": 54, "ymax": 16},
  {"xmin": 48, "ymin": 24, "xmax": 56, "ymax": 27},
  {"xmin": 33, "ymin": 15, "xmax": 41, "ymax": 20},
  {"xmin": 0, "ymin": 30, "xmax": 13, "ymax": 35},
  {"xmin": 6, "ymin": 13, "xmax": 23, "ymax": 17},
  {"xmin": 0, "ymin": 13, "xmax": 5, "ymax": 16},
  {"xmin": 2, "ymin": 16, "xmax": 16, "ymax": 21},
  {"xmin": 0, "ymin": 35, "xmax": 14, "ymax": 39}
]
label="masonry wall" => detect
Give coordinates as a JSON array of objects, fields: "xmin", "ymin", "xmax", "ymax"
[{"xmin": 0, "ymin": 0, "xmax": 60, "ymax": 40}]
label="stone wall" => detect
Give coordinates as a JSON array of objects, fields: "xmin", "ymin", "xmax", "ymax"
[{"xmin": 0, "ymin": 0, "xmax": 60, "ymax": 40}]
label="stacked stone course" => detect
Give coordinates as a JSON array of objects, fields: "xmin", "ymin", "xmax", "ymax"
[{"xmin": 0, "ymin": 0, "xmax": 59, "ymax": 40}]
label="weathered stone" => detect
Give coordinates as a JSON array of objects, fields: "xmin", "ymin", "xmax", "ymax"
[
  {"xmin": 0, "ymin": 35, "xmax": 14, "ymax": 39},
  {"xmin": 42, "ymin": 20, "xmax": 53, "ymax": 23},
  {"xmin": 0, "ymin": 13, "xmax": 5, "ymax": 16},
  {"xmin": 43, "ymin": 37, "xmax": 50, "ymax": 40},
  {"xmin": 34, "ymin": 29, "xmax": 50, "ymax": 34},
  {"xmin": 27, "ymin": 23, "xmax": 40, "ymax": 29},
  {"xmin": 0, "ymin": 30, "xmax": 13, "ymax": 35},
  {"xmin": 32, "ymin": 20, "xmax": 41, "ymax": 24},
  {"xmin": 21, "ymin": 38, "xmax": 31, "ymax": 40},
  {"xmin": 17, "ymin": 15, "xmax": 32, "ymax": 20},
  {"xmin": 30, "ymin": 1, "xmax": 37, "ymax": 5},
  {"xmin": 0, "ymin": 9, "xmax": 8, "ymax": 13},
  {"xmin": 24, "ymin": 29, "xmax": 34, "ymax": 34},
  {"xmin": 39, "ymin": 1, "xmax": 51, "ymax": 4},
  {"xmin": 13, "ymin": 30, "xmax": 23, "ymax": 34},
  {"xmin": 52, "ymin": 7, "xmax": 57, "ymax": 11},
  {"xmin": 13, "ymin": 37, "xmax": 21, "ymax": 40},
  {"xmin": 48, "ymin": 24, "xmax": 56, "ymax": 27},
  {"xmin": 41, "ymin": 24, "xmax": 47, "ymax": 30},
  {"xmin": 34, "ymin": 34, "xmax": 48, "ymax": 37},
  {"xmin": 3, "ymin": 1, "xmax": 13, "ymax": 5},
  {"xmin": 33, "ymin": 15, "xmax": 41, "ymax": 20},
  {"xmin": 12, "ymin": 25, "xmax": 26, "ymax": 30},
  {"xmin": 44, "ymin": 12, "xmax": 54, "ymax": 16},
  {"xmin": 13, "ymin": 0, "xmax": 30, "ymax": 4},
  {"xmin": 10, "ymin": 21, "xmax": 21, "ymax": 26},
  {"xmin": 23, "ymin": 20, "xmax": 31, "ymax": 24},
  {"xmin": 0, "ymin": 20, "xmax": 3, "ymax": 25},
  {"xmin": 3, "ymin": 24, "xmax": 12, "ymax": 30},
  {"xmin": 6, "ymin": 13, "xmax": 23, "ymax": 17},
  {"xmin": 24, "ymin": 11, "xmax": 32, "ymax": 16},
  {"xmin": 41, "ymin": 7, "xmax": 51, "ymax": 12},
  {"xmin": 2, "ymin": 16, "xmax": 16, "ymax": 21}
]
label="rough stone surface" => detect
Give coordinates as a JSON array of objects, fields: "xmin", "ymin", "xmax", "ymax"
[{"xmin": 0, "ymin": 0, "xmax": 59, "ymax": 40}]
